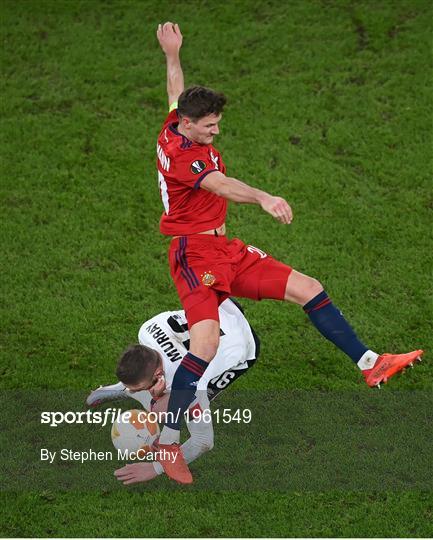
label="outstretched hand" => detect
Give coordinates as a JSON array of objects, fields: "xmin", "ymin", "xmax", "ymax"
[
  {"xmin": 115, "ymin": 462, "xmax": 158, "ymax": 485},
  {"xmin": 157, "ymin": 22, "xmax": 183, "ymax": 56},
  {"xmin": 260, "ymin": 194, "xmax": 293, "ymax": 224}
]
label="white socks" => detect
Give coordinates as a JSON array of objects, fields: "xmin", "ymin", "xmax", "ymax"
[
  {"xmin": 357, "ymin": 350, "xmax": 379, "ymax": 370},
  {"xmin": 159, "ymin": 426, "xmax": 180, "ymax": 445}
]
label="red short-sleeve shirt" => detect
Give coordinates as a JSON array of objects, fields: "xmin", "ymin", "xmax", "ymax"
[{"xmin": 157, "ymin": 110, "xmax": 227, "ymax": 236}]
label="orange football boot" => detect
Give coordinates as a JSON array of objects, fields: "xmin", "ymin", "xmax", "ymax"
[
  {"xmin": 363, "ymin": 350, "xmax": 424, "ymax": 388},
  {"xmin": 157, "ymin": 443, "xmax": 193, "ymax": 484}
]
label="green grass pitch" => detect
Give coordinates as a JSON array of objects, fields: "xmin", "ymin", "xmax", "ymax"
[{"xmin": 1, "ymin": 0, "xmax": 432, "ymax": 536}]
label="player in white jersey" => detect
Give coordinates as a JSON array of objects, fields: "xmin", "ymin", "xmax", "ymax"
[{"xmin": 86, "ymin": 298, "xmax": 260, "ymax": 484}]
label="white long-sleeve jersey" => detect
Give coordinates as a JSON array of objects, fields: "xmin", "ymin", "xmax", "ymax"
[{"xmin": 128, "ymin": 298, "xmax": 259, "ymax": 475}]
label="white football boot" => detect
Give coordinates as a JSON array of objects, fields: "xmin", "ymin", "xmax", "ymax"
[{"xmin": 86, "ymin": 381, "xmax": 129, "ymax": 408}]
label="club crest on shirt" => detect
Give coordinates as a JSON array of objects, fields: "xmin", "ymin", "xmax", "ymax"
[
  {"xmin": 201, "ymin": 271, "xmax": 216, "ymax": 286},
  {"xmin": 190, "ymin": 160, "xmax": 207, "ymax": 174}
]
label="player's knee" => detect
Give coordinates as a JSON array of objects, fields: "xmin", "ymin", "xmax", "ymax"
[
  {"xmin": 284, "ymin": 271, "xmax": 324, "ymax": 305},
  {"xmin": 304, "ymin": 277, "xmax": 323, "ymax": 303},
  {"xmin": 189, "ymin": 320, "xmax": 220, "ymax": 361},
  {"xmin": 190, "ymin": 337, "xmax": 219, "ymax": 362},
  {"xmin": 286, "ymin": 275, "xmax": 323, "ymax": 305}
]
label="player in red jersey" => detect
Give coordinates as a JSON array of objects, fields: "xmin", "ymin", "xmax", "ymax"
[
  {"xmin": 157, "ymin": 106, "xmax": 227, "ymax": 236},
  {"xmin": 155, "ymin": 22, "xmax": 423, "ymax": 484}
]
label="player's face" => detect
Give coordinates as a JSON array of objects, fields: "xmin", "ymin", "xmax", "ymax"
[
  {"xmin": 184, "ymin": 113, "xmax": 222, "ymax": 145},
  {"xmin": 126, "ymin": 366, "xmax": 166, "ymax": 395}
]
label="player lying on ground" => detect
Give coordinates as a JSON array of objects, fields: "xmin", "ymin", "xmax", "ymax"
[
  {"xmin": 154, "ymin": 22, "xmax": 424, "ymax": 484},
  {"xmin": 86, "ymin": 298, "xmax": 260, "ymax": 484}
]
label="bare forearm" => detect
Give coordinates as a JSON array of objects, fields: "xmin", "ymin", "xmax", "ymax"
[
  {"xmin": 201, "ymin": 171, "xmax": 293, "ymax": 224},
  {"xmin": 215, "ymin": 176, "xmax": 268, "ymax": 204},
  {"xmin": 166, "ymin": 53, "xmax": 184, "ymax": 104}
]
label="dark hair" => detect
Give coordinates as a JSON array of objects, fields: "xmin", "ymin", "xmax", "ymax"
[
  {"xmin": 177, "ymin": 85, "xmax": 226, "ymax": 121},
  {"xmin": 116, "ymin": 344, "xmax": 160, "ymax": 385}
]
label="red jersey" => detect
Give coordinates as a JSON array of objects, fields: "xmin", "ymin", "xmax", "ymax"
[{"xmin": 157, "ymin": 109, "xmax": 227, "ymax": 236}]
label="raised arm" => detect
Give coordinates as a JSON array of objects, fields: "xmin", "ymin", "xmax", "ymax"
[
  {"xmin": 156, "ymin": 22, "xmax": 184, "ymax": 108},
  {"xmin": 201, "ymin": 171, "xmax": 293, "ymax": 224}
]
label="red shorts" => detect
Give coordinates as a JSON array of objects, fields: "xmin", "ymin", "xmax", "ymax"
[{"xmin": 169, "ymin": 235, "xmax": 292, "ymax": 327}]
